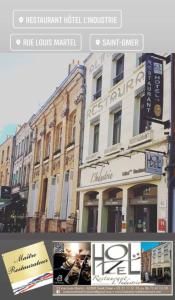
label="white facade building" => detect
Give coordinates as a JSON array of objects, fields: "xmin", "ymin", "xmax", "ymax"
[
  {"xmin": 78, "ymin": 52, "xmax": 171, "ymax": 233},
  {"xmin": 151, "ymin": 242, "xmax": 172, "ymax": 278}
]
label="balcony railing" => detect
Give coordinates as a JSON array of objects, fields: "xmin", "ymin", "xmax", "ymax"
[{"xmin": 129, "ymin": 130, "xmax": 153, "ymax": 147}]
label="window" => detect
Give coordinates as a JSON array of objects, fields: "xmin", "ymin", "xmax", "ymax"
[
  {"xmin": 113, "ymin": 110, "xmax": 122, "ymax": 145},
  {"xmin": 12, "ymin": 173, "xmax": 15, "ymax": 186},
  {"xmin": 16, "ymin": 170, "xmax": 19, "ymax": 184},
  {"xmin": 72, "ymin": 115, "xmax": 76, "ymax": 143},
  {"xmin": 6, "ymin": 146, "xmax": 10, "ymax": 161},
  {"xmin": 67, "ymin": 112, "xmax": 76, "ymax": 147},
  {"xmin": 26, "ymin": 164, "xmax": 30, "ymax": 186},
  {"xmin": 21, "ymin": 139, "xmax": 25, "ymax": 155},
  {"xmin": 15, "ymin": 145, "xmax": 18, "ymax": 159},
  {"xmin": 45, "ymin": 132, "xmax": 51, "ymax": 158},
  {"xmin": 136, "ymin": 53, "xmax": 144, "ymax": 67},
  {"xmin": 29, "ymin": 132, "xmax": 33, "ymax": 152},
  {"xmin": 23, "ymin": 166, "xmax": 26, "ymax": 187},
  {"xmin": 139, "ymin": 97, "xmax": 151, "ymax": 134},
  {"xmin": 18, "ymin": 142, "xmax": 21, "ymax": 157},
  {"xmin": 113, "ymin": 54, "xmax": 124, "ymax": 86},
  {"xmin": 93, "ymin": 73, "xmax": 102, "ymax": 100},
  {"xmin": 133, "ymin": 96, "xmax": 151, "ymax": 136},
  {"xmin": 93, "ymin": 123, "xmax": 100, "ymax": 153},
  {"xmin": 1, "ymin": 150, "xmax": 4, "ymax": 163},
  {"xmin": 35, "ymin": 140, "xmax": 41, "ymax": 163},
  {"xmin": 25, "ymin": 136, "xmax": 29, "ymax": 154},
  {"xmin": 55, "ymin": 124, "xmax": 62, "ymax": 152},
  {"xmin": 18, "ymin": 167, "xmax": 22, "ymax": 184}
]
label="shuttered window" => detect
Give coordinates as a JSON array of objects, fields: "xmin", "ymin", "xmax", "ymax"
[
  {"xmin": 27, "ymin": 181, "xmax": 39, "ymax": 217},
  {"xmin": 60, "ymin": 171, "xmax": 73, "ymax": 220},
  {"xmin": 47, "ymin": 175, "xmax": 59, "ymax": 219}
]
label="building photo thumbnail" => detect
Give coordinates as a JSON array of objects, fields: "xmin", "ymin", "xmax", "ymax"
[
  {"xmin": 0, "ymin": 52, "xmax": 175, "ymax": 233},
  {"xmin": 141, "ymin": 242, "xmax": 172, "ymax": 285}
]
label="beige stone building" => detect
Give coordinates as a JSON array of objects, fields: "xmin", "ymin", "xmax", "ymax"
[
  {"xmin": 0, "ymin": 136, "xmax": 14, "ymax": 187},
  {"xmin": 27, "ymin": 63, "xmax": 85, "ymax": 232}
]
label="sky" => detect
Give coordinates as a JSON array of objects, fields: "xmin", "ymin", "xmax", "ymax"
[
  {"xmin": 141, "ymin": 242, "xmax": 161, "ymax": 251},
  {"xmin": 0, "ymin": 53, "xmax": 87, "ymax": 144}
]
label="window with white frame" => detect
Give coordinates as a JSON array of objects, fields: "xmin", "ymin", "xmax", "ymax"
[
  {"xmin": 136, "ymin": 53, "xmax": 144, "ymax": 67},
  {"xmin": 133, "ymin": 95, "xmax": 151, "ymax": 136},
  {"xmin": 1, "ymin": 150, "xmax": 4, "ymax": 163},
  {"xmin": 93, "ymin": 71, "xmax": 102, "ymax": 101},
  {"xmin": 55, "ymin": 124, "xmax": 62, "ymax": 152},
  {"xmin": 72, "ymin": 114, "xmax": 76, "ymax": 143},
  {"xmin": 113, "ymin": 54, "xmax": 124, "ymax": 86},
  {"xmin": 113, "ymin": 110, "xmax": 122, "ymax": 145},
  {"xmin": 93, "ymin": 122, "xmax": 100, "ymax": 153},
  {"xmin": 45, "ymin": 132, "xmax": 51, "ymax": 158},
  {"xmin": 35, "ymin": 140, "xmax": 41, "ymax": 163}
]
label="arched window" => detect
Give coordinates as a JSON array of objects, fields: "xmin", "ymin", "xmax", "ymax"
[
  {"xmin": 45, "ymin": 132, "xmax": 51, "ymax": 158},
  {"xmin": 72, "ymin": 114, "xmax": 76, "ymax": 143},
  {"xmin": 6, "ymin": 146, "xmax": 10, "ymax": 161},
  {"xmin": 67, "ymin": 111, "xmax": 76, "ymax": 146},
  {"xmin": 55, "ymin": 123, "xmax": 62, "ymax": 152},
  {"xmin": 35, "ymin": 140, "xmax": 41, "ymax": 163},
  {"xmin": 1, "ymin": 150, "xmax": 4, "ymax": 163}
]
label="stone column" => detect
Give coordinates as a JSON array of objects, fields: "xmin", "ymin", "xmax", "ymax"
[
  {"xmin": 78, "ymin": 192, "xmax": 84, "ymax": 232},
  {"xmin": 97, "ymin": 190, "xmax": 103, "ymax": 233},
  {"xmin": 121, "ymin": 187, "xmax": 128, "ymax": 233},
  {"xmin": 157, "ymin": 180, "xmax": 168, "ymax": 233}
]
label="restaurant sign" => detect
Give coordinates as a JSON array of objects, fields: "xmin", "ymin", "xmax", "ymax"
[
  {"xmin": 145, "ymin": 56, "xmax": 163, "ymax": 119},
  {"xmin": 87, "ymin": 66, "xmax": 145, "ymax": 119},
  {"xmin": 145, "ymin": 151, "xmax": 163, "ymax": 175}
]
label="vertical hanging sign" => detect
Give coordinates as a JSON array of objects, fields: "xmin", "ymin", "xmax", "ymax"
[{"xmin": 145, "ymin": 55, "xmax": 164, "ymax": 119}]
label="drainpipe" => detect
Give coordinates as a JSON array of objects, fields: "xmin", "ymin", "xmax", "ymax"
[
  {"xmin": 76, "ymin": 66, "xmax": 86, "ymax": 232},
  {"xmin": 168, "ymin": 53, "xmax": 175, "ymax": 232}
]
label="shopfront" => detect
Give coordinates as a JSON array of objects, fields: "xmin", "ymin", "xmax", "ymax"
[
  {"xmin": 102, "ymin": 188, "xmax": 122, "ymax": 233},
  {"xmin": 83, "ymin": 191, "xmax": 99, "ymax": 233},
  {"xmin": 128, "ymin": 184, "xmax": 157, "ymax": 233},
  {"xmin": 78, "ymin": 150, "xmax": 168, "ymax": 233}
]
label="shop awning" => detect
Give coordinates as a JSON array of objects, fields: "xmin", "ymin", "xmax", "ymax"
[{"xmin": 0, "ymin": 198, "xmax": 12, "ymax": 210}]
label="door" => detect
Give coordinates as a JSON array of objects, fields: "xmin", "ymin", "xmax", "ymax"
[
  {"xmin": 87, "ymin": 207, "xmax": 98, "ymax": 232},
  {"xmin": 41, "ymin": 178, "xmax": 48, "ymax": 213},
  {"xmin": 134, "ymin": 205, "xmax": 157, "ymax": 232},
  {"xmin": 107, "ymin": 206, "xmax": 122, "ymax": 232}
]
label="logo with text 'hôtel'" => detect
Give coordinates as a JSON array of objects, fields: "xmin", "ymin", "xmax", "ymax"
[{"xmin": 91, "ymin": 242, "xmax": 141, "ymax": 285}]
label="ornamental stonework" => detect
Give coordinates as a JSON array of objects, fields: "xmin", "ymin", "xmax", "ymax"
[{"xmin": 52, "ymin": 158, "xmax": 60, "ymax": 173}]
